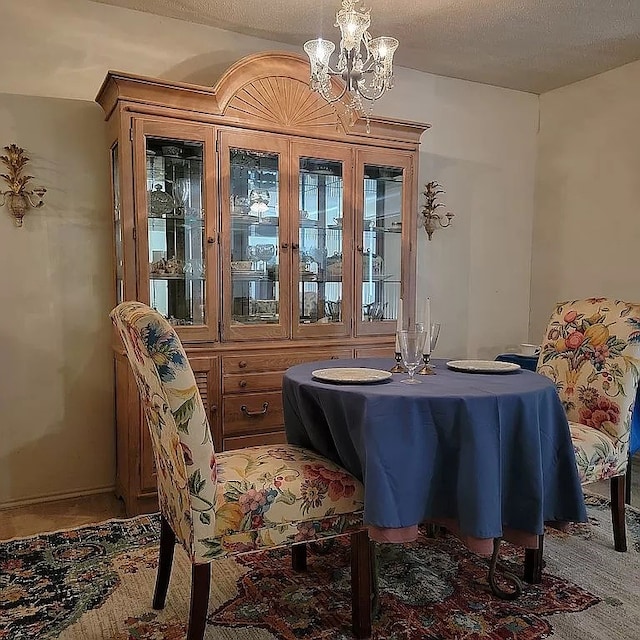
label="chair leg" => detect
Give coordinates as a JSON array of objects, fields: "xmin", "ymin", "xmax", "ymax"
[
  {"xmin": 153, "ymin": 515, "xmax": 176, "ymax": 609},
  {"xmin": 611, "ymin": 475, "xmax": 627, "ymax": 552},
  {"xmin": 351, "ymin": 529, "xmax": 372, "ymax": 639},
  {"xmin": 291, "ymin": 543, "xmax": 307, "ymax": 571},
  {"xmin": 523, "ymin": 534, "xmax": 544, "ymax": 584},
  {"xmin": 187, "ymin": 564, "xmax": 211, "ymax": 640},
  {"xmin": 625, "ymin": 455, "xmax": 632, "ymax": 505}
]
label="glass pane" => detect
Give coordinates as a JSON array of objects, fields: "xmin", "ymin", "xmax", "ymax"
[
  {"xmin": 112, "ymin": 144, "xmax": 123, "ymax": 304},
  {"xmin": 362, "ymin": 164, "xmax": 403, "ymax": 323},
  {"xmin": 146, "ymin": 138, "xmax": 205, "ymax": 326},
  {"xmin": 298, "ymin": 157, "xmax": 344, "ymax": 325},
  {"xmin": 229, "ymin": 149, "xmax": 280, "ymax": 326}
]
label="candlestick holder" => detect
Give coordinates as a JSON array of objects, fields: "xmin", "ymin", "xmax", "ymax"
[
  {"xmin": 390, "ymin": 352, "xmax": 406, "ymax": 373},
  {"xmin": 417, "ymin": 323, "xmax": 440, "ymax": 374},
  {"xmin": 417, "ymin": 352, "xmax": 435, "ymax": 375}
]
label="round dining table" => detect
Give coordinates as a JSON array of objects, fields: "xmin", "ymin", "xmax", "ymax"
[{"xmin": 282, "ymin": 357, "xmax": 587, "ymax": 554}]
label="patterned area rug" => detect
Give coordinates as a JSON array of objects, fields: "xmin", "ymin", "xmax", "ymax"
[{"xmin": 1, "ymin": 494, "xmax": 639, "ymax": 640}]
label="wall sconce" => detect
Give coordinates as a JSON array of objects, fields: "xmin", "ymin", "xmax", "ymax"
[
  {"xmin": 1, "ymin": 144, "xmax": 46, "ymax": 227},
  {"xmin": 421, "ymin": 181, "xmax": 454, "ymax": 241}
]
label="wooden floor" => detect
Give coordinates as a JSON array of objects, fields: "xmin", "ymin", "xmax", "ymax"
[
  {"xmin": 1, "ymin": 455, "xmax": 639, "ymax": 541},
  {"xmin": 0, "ymin": 492, "xmax": 126, "ymax": 540}
]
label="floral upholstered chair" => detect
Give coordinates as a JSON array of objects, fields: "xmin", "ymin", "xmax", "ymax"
[
  {"xmin": 110, "ymin": 302, "xmax": 371, "ymax": 640},
  {"xmin": 537, "ymin": 298, "xmax": 640, "ymax": 552}
]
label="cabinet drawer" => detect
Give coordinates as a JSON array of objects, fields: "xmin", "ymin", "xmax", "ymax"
[
  {"xmin": 355, "ymin": 345, "xmax": 394, "ymax": 358},
  {"xmin": 223, "ymin": 431, "xmax": 287, "ymax": 451},
  {"xmin": 222, "ymin": 349, "xmax": 353, "ymax": 374},
  {"xmin": 223, "ymin": 391, "xmax": 283, "ymax": 436},
  {"xmin": 223, "ymin": 371, "xmax": 284, "ymax": 394}
]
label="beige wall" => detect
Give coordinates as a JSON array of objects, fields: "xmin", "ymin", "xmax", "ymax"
[
  {"xmin": 531, "ymin": 60, "xmax": 640, "ymax": 342},
  {"xmin": 378, "ymin": 69, "xmax": 538, "ymax": 359},
  {"xmin": 0, "ymin": 94, "xmax": 114, "ymax": 505},
  {"xmin": 0, "ymin": 0, "xmax": 538, "ymax": 504}
]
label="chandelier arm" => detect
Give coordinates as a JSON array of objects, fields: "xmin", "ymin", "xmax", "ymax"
[
  {"xmin": 359, "ymin": 55, "xmax": 376, "ymax": 74},
  {"xmin": 354, "ymin": 83, "xmax": 389, "ymax": 102},
  {"xmin": 318, "ymin": 82, "xmax": 349, "ymax": 104}
]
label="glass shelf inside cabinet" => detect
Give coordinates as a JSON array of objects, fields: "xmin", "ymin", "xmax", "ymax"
[
  {"xmin": 361, "ymin": 164, "xmax": 403, "ymax": 324},
  {"xmin": 146, "ymin": 137, "xmax": 205, "ymax": 327},
  {"xmin": 297, "ymin": 157, "xmax": 345, "ymax": 325},
  {"xmin": 229, "ymin": 148, "xmax": 281, "ymax": 326}
]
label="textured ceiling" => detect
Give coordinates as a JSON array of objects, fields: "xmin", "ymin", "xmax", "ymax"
[{"xmin": 91, "ymin": 0, "xmax": 640, "ymax": 93}]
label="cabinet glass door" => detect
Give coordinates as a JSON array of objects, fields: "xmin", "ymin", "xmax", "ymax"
[
  {"xmin": 146, "ymin": 138, "xmax": 205, "ymax": 323},
  {"xmin": 355, "ymin": 151, "xmax": 413, "ymax": 336},
  {"xmin": 134, "ymin": 121, "xmax": 217, "ymax": 341},
  {"xmin": 292, "ymin": 144, "xmax": 352, "ymax": 338},
  {"xmin": 220, "ymin": 132, "xmax": 290, "ymax": 341}
]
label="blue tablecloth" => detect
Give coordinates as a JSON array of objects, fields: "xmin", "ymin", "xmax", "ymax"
[
  {"xmin": 283, "ymin": 358, "xmax": 587, "ymax": 540},
  {"xmin": 497, "ymin": 354, "xmax": 640, "ymax": 455}
]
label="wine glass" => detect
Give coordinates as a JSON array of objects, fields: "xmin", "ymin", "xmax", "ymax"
[
  {"xmin": 418, "ymin": 323, "xmax": 441, "ymax": 375},
  {"xmin": 172, "ymin": 178, "xmax": 189, "ymax": 217},
  {"xmin": 429, "ymin": 323, "xmax": 441, "ymax": 353},
  {"xmin": 398, "ymin": 327, "xmax": 427, "ymax": 384}
]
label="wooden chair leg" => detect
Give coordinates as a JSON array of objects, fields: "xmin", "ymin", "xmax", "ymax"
[
  {"xmin": 153, "ymin": 515, "xmax": 176, "ymax": 609},
  {"xmin": 625, "ymin": 455, "xmax": 632, "ymax": 505},
  {"xmin": 187, "ymin": 563, "xmax": 211, "ymax": 640},
  {"xmin": 523, "ymin": 534, "xmax": 544, "ymax": 584},
  {"xmin": 611, "ymin": 475, "xmax": 627, "ymax": 552},
  {"xmin": 351, "ymin": 529, "xmax": 372, "ymax": 639},
  {"xmin": 291, "ymin": 543, "xmax": 307, "ymax": 571}
]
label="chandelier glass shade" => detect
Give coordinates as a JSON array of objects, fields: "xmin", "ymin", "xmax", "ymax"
[{"xmin": 304, "ymin": 0, "xmax": 398, "ymax": 125}]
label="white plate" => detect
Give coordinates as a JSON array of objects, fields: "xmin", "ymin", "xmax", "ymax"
[
  {"xmin": 312, "ymin": 367, "xmax": 393, "ymax": 384},
  {"xmin": 446, "ymin": 360, "xmax": 521, "ymax": 373}
]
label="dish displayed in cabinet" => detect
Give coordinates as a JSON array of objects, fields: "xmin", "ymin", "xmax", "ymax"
[{"xmin": 147, "ymin": 185, "xmax": 175, "ymax": 216}]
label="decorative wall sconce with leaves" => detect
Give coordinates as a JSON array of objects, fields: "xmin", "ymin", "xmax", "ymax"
[
  {"xmin": 420, "ymin": 181, "xmax": 454, "ymax": 240},
  {"xmin": 1, "ymin": 144, "xmax": 46, "ymax": 227}
]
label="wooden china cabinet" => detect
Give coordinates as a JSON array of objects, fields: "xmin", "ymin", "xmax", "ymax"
[{"xmin": 96, "ymin": 51, "xmax": 429, "ymax": 515}]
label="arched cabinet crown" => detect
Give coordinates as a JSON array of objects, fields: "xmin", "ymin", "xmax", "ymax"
[{"xmin": 213, "ymin": 52, "xmax": 346, "ymax": 133}]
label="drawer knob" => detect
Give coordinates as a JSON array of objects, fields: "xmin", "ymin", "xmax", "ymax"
[
  {"xmin": 239, "ymin": 380, "xmax": 247, "ymax": 388},
  {"xmin": 238, "ymin": 360, "xmax": 247, "ymax": 369},
  {"xmin": 241, "ymin": 402, "xmax": 269, "ymax": 417},
  {"xmin": 330, "ymin": 355, "xmax": 338, "ymax": 359}
]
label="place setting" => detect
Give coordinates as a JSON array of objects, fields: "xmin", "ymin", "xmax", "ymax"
[
  {"xmin": 445, "ymin": 359, "xmax": 521, "ymax": 373},
  {"xmin": 311, "ymin": 367, "xmax": 393, "ymax": 384}
]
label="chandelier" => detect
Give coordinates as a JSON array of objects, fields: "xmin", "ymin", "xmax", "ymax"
[{"xmin": 304, "ymin": 0, "xmax": 398, "ymax": 128}]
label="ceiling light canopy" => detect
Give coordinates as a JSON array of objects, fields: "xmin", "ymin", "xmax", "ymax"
[{"xmin": 304, "ymin": 0, "xmax": 398, "ymax": 128}]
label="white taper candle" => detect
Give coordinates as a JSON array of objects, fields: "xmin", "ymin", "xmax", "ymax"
[
  {"xmin": 395, "ymin": 298, "xmax": 403, "ymax": 353},
  {"xmin": 424, "ymin": 297, "xmax": 431, "ymax": 355}
]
